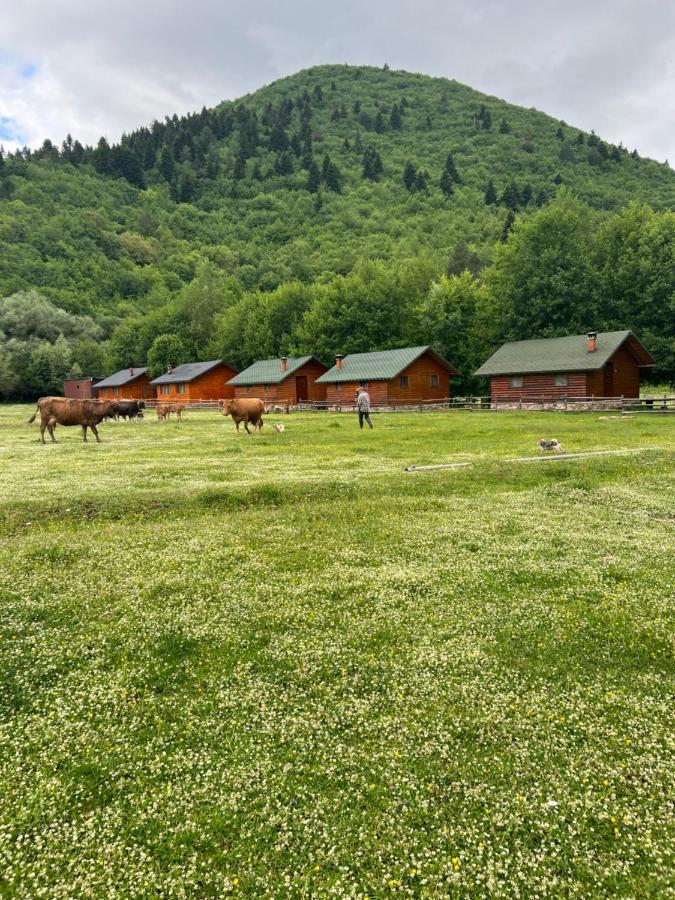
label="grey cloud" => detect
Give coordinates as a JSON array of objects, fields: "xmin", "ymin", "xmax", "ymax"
[{"xmin": 0, "ymin": 0, "xmax": 673, "ymax": 162}]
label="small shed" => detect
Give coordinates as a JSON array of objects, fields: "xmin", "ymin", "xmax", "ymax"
[
  {"xmin": 150, "ymin": 360, "xmax": 239, "ymax": 402},
  {"xmin": 226, "ymin": 356, "xmax": 328, "ymax": 404},
  {"xmin": 315, "ymin": 346, "xmax": 459, "ymax": 405},
  {"xmin": 64, "ymin": 377, "xmax": 103, "ymax": 399},
  {"xmin": 94, "ymin": 367, "xmax": 153, "ymax": 400},
  {"xmin": 475, "ymin": 330, "xmax": 654, "ymax": 401}
]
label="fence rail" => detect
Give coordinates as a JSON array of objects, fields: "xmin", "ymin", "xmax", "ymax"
[{"xmin": 131, "ymin": 395, "xmax": 675, "ymax": 414}]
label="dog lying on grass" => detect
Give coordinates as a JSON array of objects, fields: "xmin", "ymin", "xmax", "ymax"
[
  {"xmin": 272, "ymin": 423, "xmax": 285, "ymax": 433},
  {"xmin": 538, "ymin": 438, "xmax": 564, "ymax": 453}
]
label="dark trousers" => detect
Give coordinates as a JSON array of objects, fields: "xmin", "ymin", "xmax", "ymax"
[{"xmin": 359, "ymin": 410, "xmax": 373, "ymax": 429}]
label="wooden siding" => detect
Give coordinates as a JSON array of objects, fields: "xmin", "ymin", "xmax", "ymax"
[
  {"xmin": 490, "ymin": 344, "xmax": 643, "ymax": 401},
  {"xmin": 154, "ymin": 363, "xmax": 237, "ymax": 401},
  {"xmin": 96, "ymin": 375, "xmax": 153, "ymax": 401},
  {"xmin": 491, "ymin": 372, "xmax": 588, "ymax": 400},
  {"xmin": 387, "ymin": 353, "xmax": 452, "ymax": 403},
  {"xmin": 586, "ymin": 344, "xmax": 641, "ymax": 398},
  {"xmin": 324, "ymin": 351, "xmax": 455, "ymax": 405},
  {"xmin": 232, "ymin": 360, "xmax": 327, "ymax": 404},
  {"xmin": 324, "ymin": 380, "xmax": 389, "ymax": 405},
  {"xmin": 64, "ymin": 379, "xmax": 97, "ymax": 399}
]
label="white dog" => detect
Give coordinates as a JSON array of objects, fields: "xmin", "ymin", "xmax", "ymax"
[
  {"xmin": 272, "ymin": 423, "xmax": 285, "ymax": 433},
  {"xmin": 538, "ymin": 438, "xmax": 564, "ymax": 453}
]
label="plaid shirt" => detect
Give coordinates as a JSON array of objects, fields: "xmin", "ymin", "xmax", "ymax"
[{"xmin": 356, "ymin": 390, "xmax": 370, "ymax": 412}]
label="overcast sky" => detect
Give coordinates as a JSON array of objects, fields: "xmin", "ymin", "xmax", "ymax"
[{"xmin": 1, "ymin": 0, "xmax": 674, "ymax": 162}]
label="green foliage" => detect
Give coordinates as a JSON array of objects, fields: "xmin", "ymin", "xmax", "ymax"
[
  {"xmin": 146, "ymin": 333, "xmax": 189, "ymax": 377},
  {"xmin": 0, "ymin": 63, "xmax": 673, "ymax": 396}
]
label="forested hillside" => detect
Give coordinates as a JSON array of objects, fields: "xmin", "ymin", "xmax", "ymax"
[{"xmin": 1, "ymin": 63, "xmax": 673, "ymax": 397}]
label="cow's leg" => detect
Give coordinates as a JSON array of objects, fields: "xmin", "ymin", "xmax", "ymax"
[
  {"xmin": 39, "ymin": 414, "xmax": 48, "ymax": 444},
  {"xmin": 177, "ymin": 410, "xmax": 181, "ymax": 423},
  {"xmin": 243, "ymin": 417, "xmax": 252, "ymax": 435},
  {"xmin": 47, "ymin": 420, "xmax": 57, "ymax": 443},
  {"xmin": 90, "ymin": 423, "xmax": 102, "ymax": 443},
  {"xmin": 82, "ymin": 425, "xmax": 88, "ymax": 442}
]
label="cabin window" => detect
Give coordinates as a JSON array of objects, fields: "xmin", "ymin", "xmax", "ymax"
[
  {"xmin": 335, "ymin": 383, "xmax": 342, "ymax": 392},
  {"xmin": 161, "ymin": 385, "xmax": 171, "ymax": 395},
  {"xmin": 400, "ymin": 375, "xmax": 409, "ymax": 389},
  {"xmin": 263, "ymin": 384, "xmax": 270, "ymax": 391},
  {"xmin": 430, "ymin": 373, "xmax": 439, "ymax": 387},
  {"xmin": 113, "ymin": 387, "xmax": 121, "ymax": 396},
  {"xmin": 554, "ymin": 374, "xmax": 568, "ymax": 387},
  {"xmin": 176, "ymin": 383, "xmax": 186, "ymax": 394},
  {"xmin": 246, "ymin": 385, "xmax": 252, "ymax": 393},
  {"xmin": 510, "ymin": 376, "xmax": 523, "ymax": 388}
]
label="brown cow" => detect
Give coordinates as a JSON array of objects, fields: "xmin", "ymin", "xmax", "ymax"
[
  {"xmin": 156, "ymin": 403, "xmax": 187, "ymax": 422},
  {"xmin": 26, "ymin": 397, "xmax": 117, "ymax": 444},
  {"xmin": 219, "ymin": 398, "xmax": 265, "ymax": 434}
]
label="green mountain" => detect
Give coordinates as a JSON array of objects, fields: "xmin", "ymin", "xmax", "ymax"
[{"xmin": 0, "ymin": 63, "xmax": 673, "ymax": 397}]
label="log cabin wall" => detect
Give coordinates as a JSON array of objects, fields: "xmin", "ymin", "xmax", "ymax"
[
  {"xmin": 387, "ymin": 353, "xmax": 453, "ymax": 403},
  {"xmin": 585, "ymin": 344, "xmax": 641, "ymax": 397},
  {"xmin": 324, "ymin": 381, "xmax": 390, "ymax": 405},
  {"xmin": 155, "ymin": 364, "xmax": 237, "ymax": 401},
  {"xmin": 490, "ymin": 372, "xmax": 589, "ymax": 400},
  {"xmin": 97, "ymin": 376, "xmax": 153, "ymax": 401}
]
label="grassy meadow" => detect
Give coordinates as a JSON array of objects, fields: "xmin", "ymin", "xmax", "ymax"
[{"xmin": 0, "ymin": 406, "xmax": 673, "ymax": 897}]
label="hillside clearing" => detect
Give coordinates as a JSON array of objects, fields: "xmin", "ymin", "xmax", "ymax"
[{"xmin": 0, "ymin": 408, "xmax": 673, "ymax": 897}]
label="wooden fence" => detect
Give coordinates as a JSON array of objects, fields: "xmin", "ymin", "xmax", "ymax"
[{"xmin": 141, "ymin": 395, "xmax": 674, "ymax": 414}]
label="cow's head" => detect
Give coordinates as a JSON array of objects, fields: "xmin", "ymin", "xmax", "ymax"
[{"xmin": 220, "ymin": 399, "xmax": 236, "ymax": 415}]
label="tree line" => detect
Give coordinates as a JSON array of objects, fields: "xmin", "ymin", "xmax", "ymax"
[{"xmin": 1, "ymin": 193, "xmax": 672, "ymax": 400}]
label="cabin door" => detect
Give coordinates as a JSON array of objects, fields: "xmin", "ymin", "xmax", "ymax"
[
  {"xmin": 603, "ymin": 362, "xmax": 614, "ymax": 396},
  {"xmin": 295, "ymin": 376, "xmax": 308, "ymax": 402}
]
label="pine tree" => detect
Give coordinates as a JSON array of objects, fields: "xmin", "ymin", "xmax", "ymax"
[
  {"xmin": 362, "ymin": 147, "xmax": 383, "ymax": 180},
  {"xmin": 576, "ymin": 132, "xmax": 585, "ymax": 145},
  {"xmin": 484, "ymin": 180, "xmax": 498, "ymax": 205},
  {"xmin": 93, "ymin": 137, "xmax": 113, "ymax": 175},
  {"xmin": 535, "ymin": 188, "xmax": 548, "ymax": 206},
  {"xmin": 312, "ymin": 84, "xmax": 323, "ymax": 103},
  {"xmin": 553, "ymin": 173, "xmax": 564, "ymax": 185},
  {"xmin": 415, "ymin": 169, "xmax": 429, "ymax": 193},
  {"xmin": 500, "ymin": 181, "xmax": 519, "ymax": 210},
  {"xmin": 158, "ymin": 146, "xmax": 175, "ymax": 182},
  {"xmin": 269, "ymin": 122, "xmax": 289, "ymax": 152},
  {"xmin": 233, "ymin": 153, "xmax": 246, "ymax": 181},
  {"xmin": 444, "ymin": 152, "xmax": 460, "ymax": 183},
  {"xmin": 499, "ymin": 118, "xmax": 511, "ymax": 134},
  {"xmin": 290, "ymin": 133, "xmax": 302, "ymax": 156},
  {"xmin": 556, "ymin": 126, "xmax": 565, "ymax": 140},
  {"xmin": 323, "ymin": 160, "xmax": 342, "ymax": 193},
  {"xmin": 440, "ymin": 169, "xmax": 454, "ymax": 197},
  {"xmin": 520, "ymin": 183, "xmax": 533, "ymax": 205},
  {"xmin": 390, "ymin": 103, "xmax": 402, "ymax": 130},
  {"xmin": 353, "ymin": 99, "xmax": 361, "ymax": 114},
  {"xmin": 307, "ymin": 161, "xmax": 321, "ymax": 193},
  {"xmin": 403, "ymin": 161, "xmax": 417, "ymax": 191},
  {"xmin": 500, "ymin": 209, "xmax": 515, "ymax": 242},
  {"xmin": 274, "ymin": 151, "xmax": 294, "ymax": 175},
  {"xmin": 343, "ymin": 137, "xmax": 351, "ymax": 152},
  {"xmin": 374, "ymin": 112, "xmax": 385, "ymax": 133}
]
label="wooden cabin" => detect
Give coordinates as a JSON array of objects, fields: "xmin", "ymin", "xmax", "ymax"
[
  {"xmin": 475, "ymin": 331, "xmax": 654, "ymax": 401},
  {"xmin": 226, "ymin": 356, "xmax": 328, "ymax": 404},
  {"xmin": 63, "ymin": 377, "xmax": 103, "ymax": 399},
  {"xmin": 316, "ymin": 346, "xmax": 459, "ymax": 405},
  {"xmin": 150, "ymin": 360, "xmax": 238, "ymax": 402},
  {"xmin": 94, "ymin": 367, "xmax": 153, "ymax": 401}
]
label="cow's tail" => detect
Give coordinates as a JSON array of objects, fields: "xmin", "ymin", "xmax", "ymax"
[{"xmin": 25, "ymin": 405, "xmax": 39, "ymax": 425}]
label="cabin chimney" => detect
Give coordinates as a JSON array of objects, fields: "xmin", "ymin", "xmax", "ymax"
[
  {"xmin": 129, "ymin": 367, "xmax": 134, "ymax": 376},
  {"xmin": 281, "ymin": 356, "xmax": 288, "ymax": 372},
  {"xmin": 335, "ymin": 354, "xmax": 343, "ymax": 370},
  {"xmin": 167, "ymin": 363, "xmax": 173, "ymax": 374},
  {"xmin": 586, "ymin": 331, "xmax": 597, "ymax": 353}
]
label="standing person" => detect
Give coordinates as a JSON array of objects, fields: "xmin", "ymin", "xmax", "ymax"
[{"xmin": 355, "ymin": 385, "xmax": 373, "ymax": 429}]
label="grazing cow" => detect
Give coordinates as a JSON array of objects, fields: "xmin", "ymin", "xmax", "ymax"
[
  {"xmin": 26, "ymin": 397, "xmax": 117, "ymax": 444},
  {"xmin": 112, "ymin": 399, "xmax": 146, "ymax": 421},
  {"xmin": 156, "ymin": 402, "xmax": 187, "ymax": 422},
  {"xmin": 219, "ymin": 398, "xmax": 265, "ymax": 434}
]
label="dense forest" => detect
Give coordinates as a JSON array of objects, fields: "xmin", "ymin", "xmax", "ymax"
[{"xmin": 0, "ymin": 63, "xmax": 673, "ymax": 398}]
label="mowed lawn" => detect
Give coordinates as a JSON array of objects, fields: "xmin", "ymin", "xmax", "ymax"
[{"xmin": 0, "ymin": 406, "xmax": 673, "ymax": 898}]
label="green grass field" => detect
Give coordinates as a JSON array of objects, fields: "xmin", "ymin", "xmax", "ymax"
[{"xmin": 0, "ymin": 406, "xmax": 673, "ymax": 898}]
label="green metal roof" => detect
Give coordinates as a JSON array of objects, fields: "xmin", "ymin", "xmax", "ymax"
[
  {"xmin": 151, "ymin": 360, "xmax": 230, "ymax": 385},
  {"xmin": 95, "ymin": 367, "xmax": 148, "ymax": 388},
  {"xmin": 475, "ymin": 331, "xmax": 654, "ymax": 377},
  {"xmin": 226, "ymin": 356, "xmax": 324, "ymax": 386},
  {"xmin": 316, "ymin": 346, "xmax": 458, "ymax": 383}
]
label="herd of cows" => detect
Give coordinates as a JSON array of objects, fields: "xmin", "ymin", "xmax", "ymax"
[{"xmin": 26, "ymin": 396, "xmax": 267, "ymax": 444}]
